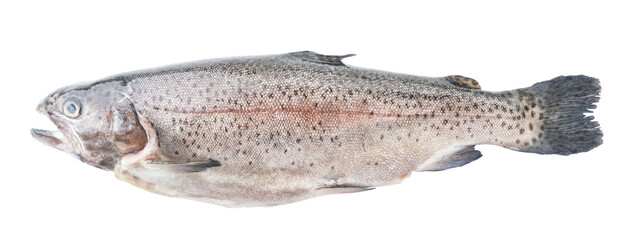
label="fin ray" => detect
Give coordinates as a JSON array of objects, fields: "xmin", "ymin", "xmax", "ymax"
[
  {"xmin": 289, "ymin": 51, "xmax": 354, "ymax": 66},
  {"xmin": 517, "ymin": 75, "xmax": 602, "ymax": 155},
  {"xmin": 146, "ymin": 158, "xmax": 221, "ymax": 173},
  {"xmin": 316, "ymin": 185, "xmax": 375, "ymax": 195},
  {"xmin": 421, "ymin": 145, "xmax": 482, "ymax": 171}
]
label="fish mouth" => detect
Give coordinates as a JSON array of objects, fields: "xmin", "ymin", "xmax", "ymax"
[
  {"xmin": 32, "ymin": 100, "xmax": 75, "ymax": 153},
  {"xmin": 31, "ymin": 128, "xmax": 74, "ymax": 152}
]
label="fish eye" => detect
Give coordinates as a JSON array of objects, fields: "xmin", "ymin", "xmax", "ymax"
[{"xmin": 62, "ymin": 98, "xmax": 81, "ymax": 118}]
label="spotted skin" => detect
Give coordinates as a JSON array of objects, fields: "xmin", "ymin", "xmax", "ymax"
[
  {"xmin": 33, "ymin": 52, "xmax": 602, "ymax": 207},
  {"xmin": 446, "ymin": 75, "xmax": 481, "ymax": 89}
]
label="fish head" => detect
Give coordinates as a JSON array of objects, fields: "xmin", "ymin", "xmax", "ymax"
[{"xmin": 32, "ymin": 81, "xmax": 147, "ymax": 170}]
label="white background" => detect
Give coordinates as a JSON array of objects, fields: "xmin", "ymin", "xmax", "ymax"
[{"xmin": 1, "ymin": 1, "xmax": 633, "ymax": 239}]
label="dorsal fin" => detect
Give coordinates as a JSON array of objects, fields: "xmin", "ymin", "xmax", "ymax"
[
  {"xmin": 289, "ymin": 51, "xmax": 354, "ymax": 66},
  {"xmin": 446, "ymin": 75, "xmax": 481, "ymax": 89}
]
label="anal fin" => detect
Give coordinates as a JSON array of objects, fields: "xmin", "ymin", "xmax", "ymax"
[{"xmin": 421, "ymin": 145, "xmax": 482, "ymax": 171}]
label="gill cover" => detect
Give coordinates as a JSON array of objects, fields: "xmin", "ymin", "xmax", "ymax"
[{"xmin": 111, "ymin": 99, "xmax": 147, "ymax": 155}]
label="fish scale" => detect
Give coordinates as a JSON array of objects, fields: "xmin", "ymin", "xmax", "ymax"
[{"xmin": 32, "ymin": 51, "xmax": 602, "ymax": 206}]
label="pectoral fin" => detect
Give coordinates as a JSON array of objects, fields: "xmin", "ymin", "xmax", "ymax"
[{"xmin": 145, "ymin": 158, "xmax": 221, "ymax": 173}]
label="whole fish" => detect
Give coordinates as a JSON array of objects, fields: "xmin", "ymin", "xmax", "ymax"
[{"xmin": 32, "ymin": 51, "xmax": 602, "ymax": 207}]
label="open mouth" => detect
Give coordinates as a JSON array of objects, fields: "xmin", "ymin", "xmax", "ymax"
[
  {"xmin": 31, "ymin": 102, "xmax": 74, "ymax": 153},
  {"xmin": 31, "ymin": 128, "xmax": 73, "ymax": 152}
]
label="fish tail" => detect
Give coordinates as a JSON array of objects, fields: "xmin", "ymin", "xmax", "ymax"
[{"xmin": 516, "ymin": 75, "xmax": 602, "ymax": 155}]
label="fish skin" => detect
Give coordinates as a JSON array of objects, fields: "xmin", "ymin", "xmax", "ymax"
[{"xmin": 32, "ymin": 51, "xmax": 602, "ymax": 207}]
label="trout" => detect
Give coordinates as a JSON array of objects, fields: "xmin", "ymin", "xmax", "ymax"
[{"xmin": 31, "ymin": 51, "xmax": 602, "ymax": 207}]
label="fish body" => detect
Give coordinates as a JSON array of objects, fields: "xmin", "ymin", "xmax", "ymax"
[{"xmin": 32, "ymin": 51, "xmax": 602, "ymax": 207}]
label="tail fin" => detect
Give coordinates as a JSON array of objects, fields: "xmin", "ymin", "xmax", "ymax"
[{"xmin": 525, "ymin": 75, "xmax": 602, "ymax": 155}]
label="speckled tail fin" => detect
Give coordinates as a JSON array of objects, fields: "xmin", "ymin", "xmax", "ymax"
[{"xmin": 521, "ymin": 75, "xmax": 602, "ymax": 155}]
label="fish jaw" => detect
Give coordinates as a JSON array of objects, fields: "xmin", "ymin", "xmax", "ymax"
[
  {"xmin": 32, "ymin": 100, "xmax": 72, "ymax": 152},
  {"xmin": 30, "ymin": 128, "xmax": 74, "ymax": 153},
  {"xmin": 31, "ymin": 99, "xmax": 81, "ymax": 156}
]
